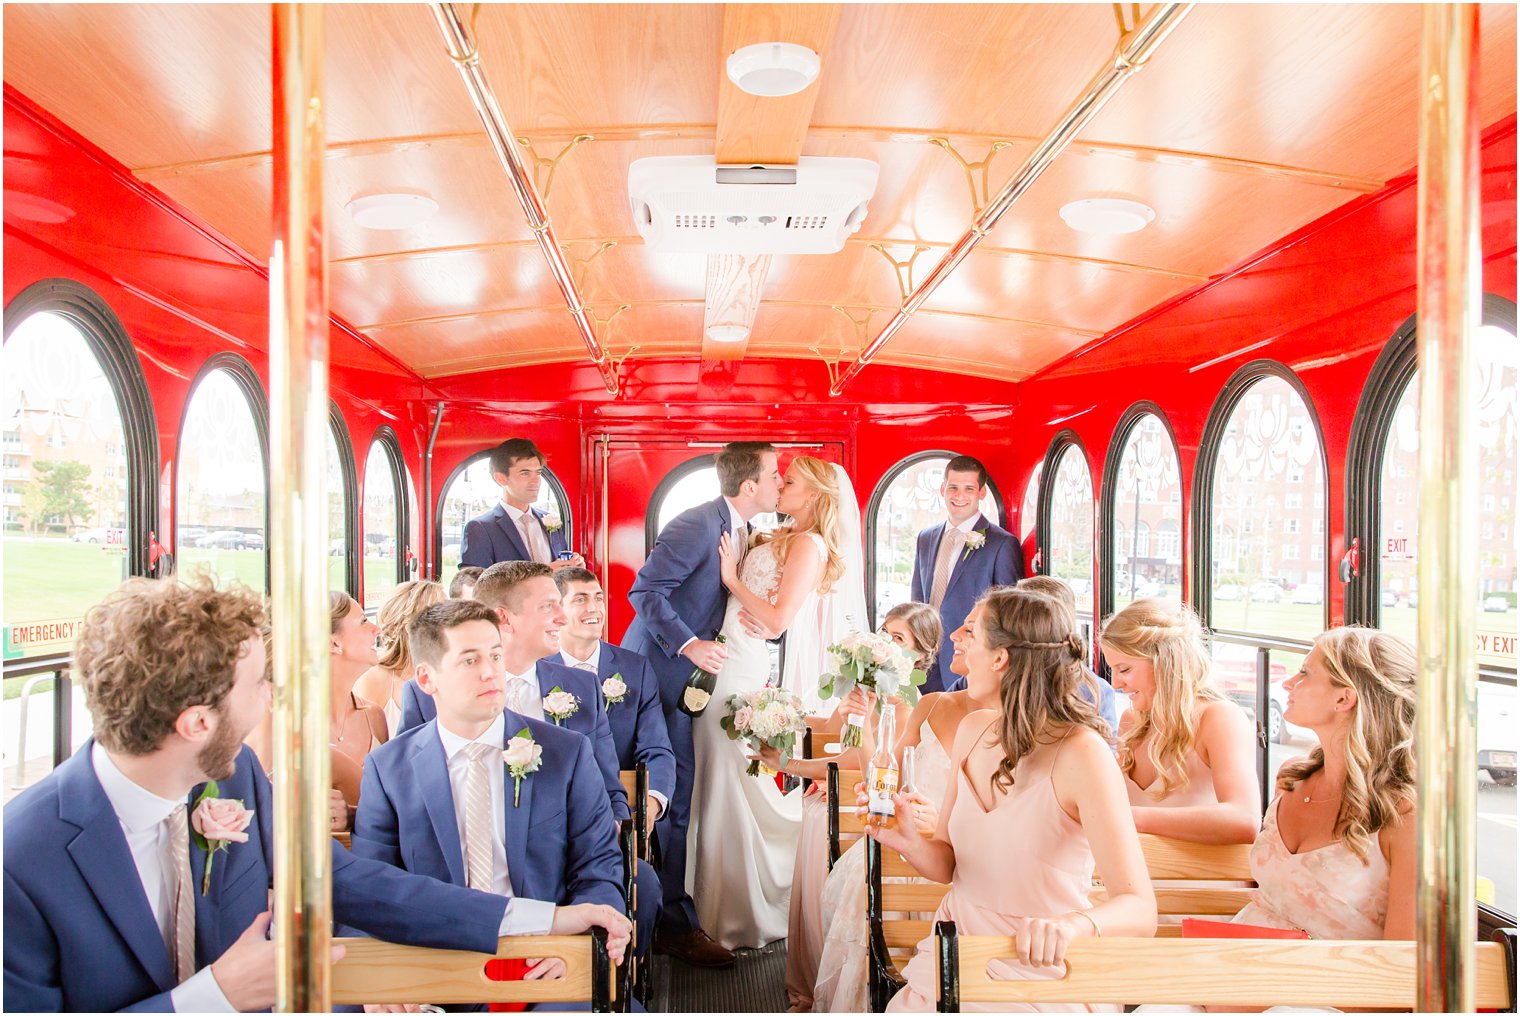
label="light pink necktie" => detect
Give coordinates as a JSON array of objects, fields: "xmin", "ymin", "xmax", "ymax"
[
  {"xmin": 166, "ymin": 804, "xmax": 196, "ymax": 983},
  {"xmin": 461, "ymin": 742, "xmax": 497, "ymax": 891},
  {"xmin": 929, "ymin": 528, "xmax": 965, "ymax": 610}
]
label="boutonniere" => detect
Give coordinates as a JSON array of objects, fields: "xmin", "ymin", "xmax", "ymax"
[
  {"xmin": 601, "ymin": 673, "xmax": 628, "ymax": 709},
  {"xmin": 189, "ymin": 782, "xmax": 254, "ymax": 894},
  {"xmin": 542, "ymin": 685, "xmax": 580, "ymax": 725},
  {"xmin": 540, "ymin": 511, "xmax": 564, "ymax": 533},
  {"xmin": 501, "ymin": 729, "xmax": 544, "ymax": 807},
  {"xmin": 960, "ymin": 530, "xmax": 986, "ymax": 561}
]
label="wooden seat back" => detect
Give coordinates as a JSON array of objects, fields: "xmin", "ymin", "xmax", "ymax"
[
  {"xmin": 330, "ymin": 929, "xmax": 615, "ymax": 1010},
  {"xmin": 933, "ymin": 926, "xmax": 1517, "ymax": 1010},
  {"xmin": 616, "ymin": 763, "xmax": 649, "ymax": 1009},
  {"xmin": 1130, "ymin": 834, "xmax": 1257, "ymax": 937},
  {"xmin": 617, "ymin": 763, "xmax": 649, "ymax": 860},
  {"xmin": 866, "ymin": 835, "xmax": 951, "ymax": 1010}
]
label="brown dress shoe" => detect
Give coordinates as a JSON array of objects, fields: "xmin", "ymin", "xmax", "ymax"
[{"xmin": 653, "ymin": 928, "xmax": 737, "ymax": 968}]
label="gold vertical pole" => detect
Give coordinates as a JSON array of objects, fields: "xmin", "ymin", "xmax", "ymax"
[
  {"xmin": 270, "ymin": 5, "xmax": 331, "ymax": 1012},
  {"xmin": 1415, "ymin": 5, "xmax": 1480, "ymax": 1012}
]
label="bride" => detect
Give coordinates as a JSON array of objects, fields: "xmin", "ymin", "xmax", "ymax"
[{"xmin": 687, "ymin": 455, "xmax": 865, "ymax": 950}]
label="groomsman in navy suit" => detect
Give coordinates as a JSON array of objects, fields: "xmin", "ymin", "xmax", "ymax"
[
  {"xmin": 620, "ymin": 441, "xmax": 781, "ymax": 968},
  {"xmin": 353, "ymin": 599, "xmax": 627, "ymax": 998},
  {"xmin": 459, "ymin": 438, "xmax": 585, "ymax": 570},
  {"xmin": 2, "ymin": 578, "xmax": 629, "ymax": 1013},
  {"xmin": 553, "ymin": 567, "xmax": 675, "ymax": 827},
  {"xmin": 910, "ymin": 455, "xmax": 1023, "ymax": 693}
]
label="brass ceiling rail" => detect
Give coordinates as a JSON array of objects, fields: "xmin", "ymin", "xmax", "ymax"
[
  {"xmin": 828, "ymin": 2, "xmax": 1194, "ymax": 397},
  {"xmin": 429, "ymin": 2, "xmax": 619, "ymax": 395}
]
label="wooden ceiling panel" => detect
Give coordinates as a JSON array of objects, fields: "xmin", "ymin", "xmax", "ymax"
[
  {"xmin": 329, "ymin": 246, "xmax": 570, "ymax": 332},
  {"xmin": 1082, "ymin": 4, "xmax": 1518, "ymax": 181},
  {"xmin": 813, "ymin": 4, "xmax": 1117, "ymax": 139},
  {"xmin": 470, "ymin": 4, "xmax": 724, "ymax": 131},
  {"xmin": 3, "ymin": 3, "xmax": 270, "ymax": 168}
]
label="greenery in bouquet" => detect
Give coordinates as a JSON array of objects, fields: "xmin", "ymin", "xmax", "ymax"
[
  {"xmin": 721, "ymin": 685, "xmax": 808, "ymax": 776},
  {"xmin": 818, "ymin": 630, "xmax": 927, "ymax": 746}
]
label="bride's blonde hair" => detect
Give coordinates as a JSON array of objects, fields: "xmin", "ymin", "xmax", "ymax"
[{"xmin": 756, "ymin": 455, "xmax": 845, "ymax": 595}]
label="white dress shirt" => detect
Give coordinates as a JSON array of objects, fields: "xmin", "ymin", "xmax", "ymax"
[
  {"xmin": 504, "ymin": 665, "xmax": 545, "ymax": 720},
  {"xmin": 435, "ymin": 714, "xmax": 555, "ymax": 935},
  {"xmin": 940, "ymin": 514, "xmax": 982, "ymax": 584},
  {"xmin": 503, "ymin": 502, "xmax": 552, "ymax": 564},
  {"xmin": 92, "ymin": 744, "xmax": 234, "ymax": 1012},
  {"xmin": 561, "ymin": 643, "xmax": 668, "ymax": 814}
]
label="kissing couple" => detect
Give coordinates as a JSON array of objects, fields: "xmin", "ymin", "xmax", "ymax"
[{"xmin": 622, "ymin": 442, "xmax": 866, "ymax": 959}]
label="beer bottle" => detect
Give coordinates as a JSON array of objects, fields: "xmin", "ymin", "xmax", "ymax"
[
  {"xmin": 867, "ymin": 705, "xmax": 899, "ymax": 827},
  {"xmin": 678, "ymin": 633, "xmax": 726, "ymax": 717}
]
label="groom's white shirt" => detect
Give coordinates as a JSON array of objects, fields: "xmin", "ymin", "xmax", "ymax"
[{"xmin": 676, "ymin": 497, "xmax": 748, "ymax": 656}]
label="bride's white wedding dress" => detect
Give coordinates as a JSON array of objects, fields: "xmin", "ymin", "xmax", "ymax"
[{"xmin": 687, "ymin": 534, "xmax": 819, "ymax": 950}]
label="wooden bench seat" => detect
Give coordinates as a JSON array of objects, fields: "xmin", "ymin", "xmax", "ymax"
[
  {"xmin": 331, "ymin": 928, "xmax": 615, "ymax": 1010},
  {"xmin": 933, "ymin": 926, "xmax": 1517, "ymax": 1010},
  {"xmin": 617, "ymin": 763, "xmax": 649, "ymax": 1009}
]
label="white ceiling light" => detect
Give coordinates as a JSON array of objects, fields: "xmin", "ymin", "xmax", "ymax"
[
  {"xmin": 706, "ymin": 324, "xmax": 750, "ymax": 343},
  {"xmin": 346, "ymin": 193, "xmax": 439, "ymax": 230},
  {"xmin": 1058, "ymin": 197, "xmax": 1156, "ymax": 235},
  {"xmin": 726, "ymin": 42, "xmax": 821, "ymax": 97}
]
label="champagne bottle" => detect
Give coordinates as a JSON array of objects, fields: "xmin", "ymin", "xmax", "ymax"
[
  {"xmin": 678, "ymin": 633, "xmax": 726, "ymax": 717},
  {"xmin": 867, "ymin": 705, "xmax": 899, "ymax": 827}
]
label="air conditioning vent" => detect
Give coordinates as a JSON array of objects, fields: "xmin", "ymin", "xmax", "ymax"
[{"xmin": 628, "ymin": 156, "xmax": 878, "ymax": 255}]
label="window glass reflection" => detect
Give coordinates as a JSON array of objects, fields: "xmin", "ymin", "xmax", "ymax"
[
  {"xmin": 438, "ymin": 455, "xmax": 567, "ymax": 593},
  {"xmin": 1048, "ymin": 445, "xmax": 1094, "ymax": 603},
  {"xmin": 1110, "ymin": 415, "xmax": 1183, "ymax": 612},
  {"xmin": 177, "ymin": 370, "xmax": 266, "ymax": 590}
]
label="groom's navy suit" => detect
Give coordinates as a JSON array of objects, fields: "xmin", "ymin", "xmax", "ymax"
[
  {"xmin": 620, "ymin": 495, "xmax": 732, "ymax": 936},
  {"xmin": 3, "ymin": 742, "xmax": 507, "ymax": 1012},
  {"xmin": 910, "ymin": 513, "xmax": 1023, "ymax": 693},
  {"xmin": 460, "ymin": 503, "xmax": 570, "ymax": 568},
  {"xmin": 352, "ymin": 711, "xmax": 624, "ymax": 912}
]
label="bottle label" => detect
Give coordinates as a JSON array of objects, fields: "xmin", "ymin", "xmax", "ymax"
[
  {"xmin": 683, "ymin": 686, "xmax": 712, "ymax": 713},
  {"xmin": 868, "ymin": 765, "xmax": 898, "ymax": 818}
]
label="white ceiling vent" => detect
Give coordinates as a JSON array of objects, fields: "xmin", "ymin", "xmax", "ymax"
[{"xmin": 628, "ymin": 156, "xmax": 878, "ymax": 255}]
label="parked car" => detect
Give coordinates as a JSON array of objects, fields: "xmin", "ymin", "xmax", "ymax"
[
  {"xmin": 243, "ymin": 532, "xmax": 264, "ymax": 550},
  {"xmin": 1248, "ymin": 581, "xmax": 1283, "ymax": 603},
  {"xmin": 1214, "ymin": 584, "xmax": 1243, "ymax": 601},
  {"xmin": 1477, "ymin": 681, "xmax": 1517, "ymax": 786},
  {"xmin": 1483, "ymin": 594, "xmax": 1510, "ymax": 612},
  {"xmin": 1290, "ymin": 585, "xmax": 1323, "ymax": 605},
  {"xmin": 1382, "ymin": 589, "xmax": 1401, "ymax": 607},
  {"xmin": 197, "ymin": 530, "xmax": 248, "ymax": 549}
]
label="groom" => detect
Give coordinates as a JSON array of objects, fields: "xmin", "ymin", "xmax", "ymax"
[{"xmin": 621, "ymin": 441, "xmax": 781, "ymax": 967}]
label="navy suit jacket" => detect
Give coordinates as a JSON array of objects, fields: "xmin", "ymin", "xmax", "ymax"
[
  {"xmin": 459, "ymin": 503, "xmax": 570, "ymax": 569},
  {"xmin": 910, "ymin": 514, "xmax": 1023, "ymax": 693},
  {"xmin": 352, "ymin": 712, "xmax": 623, "ymax": 914},
  {"xmin": 3, "ymin": 743, "xmax": 506, "ymax": 1013},
  {"xmin": 620, "ymin": 496, "xmax": 733, "ymax": 707},
  {"xmin": 398, "ymin": 659, "xmax": 630, "ymax": 822},
  {"xmin": 580, "ymin": 643, "xmax": 676, "ymax": 805}
]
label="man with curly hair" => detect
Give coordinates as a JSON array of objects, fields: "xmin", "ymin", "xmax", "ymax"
[{"xmin": 3, "ymin": 576, "xmax": 629, "ymax": 1012}]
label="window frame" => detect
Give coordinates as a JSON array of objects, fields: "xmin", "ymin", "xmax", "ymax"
[
  {"xmin": 1036, "ymin": 430, "xmax": 1092, "ymax": 578},
  {"xmin": 1098, "ymin": 402, "xmax": 1183, "ymax": 621},
  {"xmin": 645, "ymin": 453, "xmax": 718, "ymax": 555},
  {"xmin": 863, "ymin": 448, "xmax": 1007, "ymax": 629},
  {"xmin": 1191, "ymin": 359, "xmax": 1330, "ymax": 635},
  {"xmin": 328, "ymin": 403, "xmax": 359, "ymax": 596},
  {"xmin": 175, "ymin": 352, "xmax": 270, "ymax": 586},
  {"xmin": 2, "ymin": 279, "xmax": 160, "ymax": 577},
  {"xmin": 362, "ymin": 426, "xmax": 412, "ymax": 598},
  {"xmin": 433, "ymin": 448, "xmax": 573, "ymax": 569}
]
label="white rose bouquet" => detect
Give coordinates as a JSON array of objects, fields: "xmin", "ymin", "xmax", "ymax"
[
  {"xmin": 721, "ymin": 686, "xmax": 807, "ymax": 777},
  {"xmin": 818, "ymin": 630, "xmax": 928, "ymax": 747}
]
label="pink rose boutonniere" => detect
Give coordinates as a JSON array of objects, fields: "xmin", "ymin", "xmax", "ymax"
[
  {"xmin": 502, "ymin": 728, "xmax": 544, "ymax": 807},
  {"xmin": 960, "ymin": 529, "xmax": 986, "ymax": 562},
  {"xmin": 190, "ymin": 782, "xmax": 254, "ymax": 894},
  {"xmin": 601, "ymin": 674, "xmax": 628, "ymax": 710},
  {"xmin": 542, "ymin": 686, "xmax": 580, "ymax": 725}
]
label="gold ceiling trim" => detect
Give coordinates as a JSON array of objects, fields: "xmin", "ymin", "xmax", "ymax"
[
  {"xmin": 868, "ymin": 243, "xmax": 934, "ymax": 306},
  {"xmin": 355, "ymin": 297, "xmax": 1103, "ymax": 337},
  {"xmin": 928, "ymin": 137, "xmax": 1017, "ymax": 217},
  {"xmin": 329, "ymin": 233, "xmax": 1205, "ymax": 281},
  {"xmin": 134, "ymin": 124, "xmax": 1384, "ymax": 193}
]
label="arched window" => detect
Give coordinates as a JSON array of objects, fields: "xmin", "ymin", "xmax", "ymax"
[
  {"xmin": 1200, "ymin": 368, "xmax": 1327, "ymax": 640},
  {"xmin": 436, "ymin": 450, "xmax": 570, "ymax": 592},
  {"xmin": 327, "ymin": 406, "xmax": 357, "ymax": 595},
  {"xmin": 1102, "ymin": 408, "xmax": 1183, "ymax": 615},
  {"xmin": 1020, "ymin": 461, "xmax": 1042, "ymax": 543},
  {"xmin": 866, "ymin": 451, "xmax": 1003, "ymax": 626},
  {"xmin": 645, "ymin": 455, "xmax": 788, "ymax": 553},
  {"xmin": 3, "ymin": 311, "xmax": 133, "ymax": 662},
  {"xmin": 362, "ymin": 430, "xmax": 410, "ymax": 609},
  {"xmin": 176, "ymin": 357, "xmax": 268, "ymax": 590},
  {"xmin": 1040, "ymin": 436, "xmax": 1094, "ymax": 606}
]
